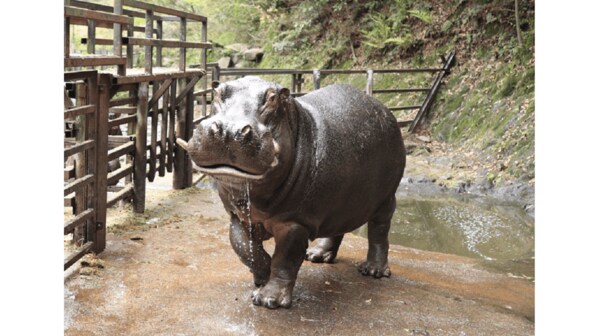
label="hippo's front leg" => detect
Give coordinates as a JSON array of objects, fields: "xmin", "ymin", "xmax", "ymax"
[
  {"xmin": 252, "ymin": 222, "xmax": 309, "ymax": 309},
  {"xmin": 229, "ymin": 214, "xmax": 271, "ymax": 286}
]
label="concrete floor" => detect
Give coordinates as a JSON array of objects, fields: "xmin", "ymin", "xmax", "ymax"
[{"xmin": 64, "ymin": 184, "xmax": 534, "ymax": 336}]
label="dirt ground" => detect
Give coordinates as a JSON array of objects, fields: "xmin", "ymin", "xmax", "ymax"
[{"xmin": 64, "ymin": 168, "xmax": 534, "ymax": 336}]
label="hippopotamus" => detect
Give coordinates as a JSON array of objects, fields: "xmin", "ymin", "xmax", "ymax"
[{"xmin": 177, "ymin": 76, "xmax": 405, "ymax": 309}]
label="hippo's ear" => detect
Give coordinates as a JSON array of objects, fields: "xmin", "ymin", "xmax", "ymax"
[
  {"xmin": 278, "ymin": 88, "xmax": 290, "ymax": 101},
  {"xmin": 211, "ymin": 81, "xmax": 220, "ymax": 89}
]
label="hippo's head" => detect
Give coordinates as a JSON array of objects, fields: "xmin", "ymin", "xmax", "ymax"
[{"xmin": 177, "ymin": 77, "xmax": 293, "ymax": 182}]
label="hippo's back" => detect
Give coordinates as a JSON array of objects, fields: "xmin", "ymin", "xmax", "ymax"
[{"xmin": 292, "ymin": 84, "xmax": 406, "ymax": 237}]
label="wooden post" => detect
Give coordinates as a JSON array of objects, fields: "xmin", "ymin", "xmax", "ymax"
[
  {"xmin": 93, "ymin": 74, "xmax": 110, "ymax": 253},
  {"xmin": 156, "ymin": 20, "xmax": 163, "ymax": 67},
  {"xmin": 73, "ymin": 82, "xmax": 88, "ymax": 245},
  {"xmin": 200, "ymin": 20, "xmax": 208, "ymax": 116},
  {"xmin": 297, "ymin": 74, "xmax": 303, "ymax": 93},
  {"xmin": 159, "ymin": 83, "xmax": 168, "ymax": 176},
  {"xmin": 173, "ymin": 77, "xmax": 193, "ymax": 189},
  {"xmin": 86, "ymin": 20, "xmax": 96, "ymax": 56},
  {"xmin": 179, "ymin": 17, "xmax": 187, "ymax": 71},
  {"xmin": 113, "ymin": 0, "xmax": 125, "ymax": 75},
  {"xmin": 167, "ymin": 80, "xmax": 177, "ymax": 173},
  {"xmin": 134, "ymin": 82, "xmax": 147, "ymax": 213},
  {"xmin": 148, "ymin": 81, "xmax": 159, "ymax": 182},
  {"xmin": 366, "ymin": 69, "xmax": 374, "ymax": 96},
  {"xmin": 145, "ymin": 10, "xmax": 153, "ymax": 74},
  {"xmin": 126, "ymin": 24, "xmax": 134, "ymax": 68},
  {"xmin": 65, "ymin": 16, "xmax": 70, "ymax": 59},
  {"xmin": 312, "ymin": 69, "xmax": 320, "ymax": 90},
  {"xmin": 290, "ymin": 74, "xmax": 296, "ymax": 93}
]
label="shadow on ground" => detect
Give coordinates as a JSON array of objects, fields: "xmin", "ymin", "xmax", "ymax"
[{"xmin": 64, "ymin": 184, "xmax": 533, "ymax": 336}]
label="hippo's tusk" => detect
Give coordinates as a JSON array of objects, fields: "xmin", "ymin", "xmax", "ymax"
[
  {"xmin": 176, "ymin": 138, "xmax": 189, "ymax": 151},
  {"xmin": 273, "ymin": 140, "xmax": 280, "ymax": 156}
]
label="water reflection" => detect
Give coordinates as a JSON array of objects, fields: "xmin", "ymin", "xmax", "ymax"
[{"xmin": 354, "ymin": 194, "xmax": 535, "ymax": 279}]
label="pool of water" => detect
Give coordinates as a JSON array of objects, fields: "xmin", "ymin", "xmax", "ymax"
[{"xmin": 354, "ymin": 194, "xmax": 535, "ymax": 280}]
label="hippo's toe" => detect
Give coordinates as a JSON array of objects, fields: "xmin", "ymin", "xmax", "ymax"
[
  {"xmin": 251, "ymin": 278, "xmax": 294, "ymax": 309},
  {"xmin": 358, "ymin": 261, "xmax": 391, "ymax": 278},
  {"xmin": 305, "ymin": 247, "xmax": 337, "ymax": 263}
]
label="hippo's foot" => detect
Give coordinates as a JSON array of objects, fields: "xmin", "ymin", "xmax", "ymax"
[
  {"xmin": 305, "ymin": 236, "xmax": 344, "ymax": 264},
  {"xmin": 357, "ymin": 260, "xmax": 391, "ymax": 278},
  {"xmin": 251, "ymin": 278, "xmax": 294, "ymax": 309},
  {"xmin": 305, "ymin": 246, "xmax": 337, "ymax": 263},
  {"xmin": 253, "ymin": 272, "xmax": 269, "ymax": 287}
]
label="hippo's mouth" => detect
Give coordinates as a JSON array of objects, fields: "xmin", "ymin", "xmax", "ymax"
[
  {"xmin": 178, "ymin": 138, "xmax": 280, "ymax": 181},
  {"xmin": 193, "ymin": 159, "xmax": 277, "ymax": 181}
]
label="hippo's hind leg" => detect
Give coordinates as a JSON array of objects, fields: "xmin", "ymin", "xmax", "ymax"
[
  {"xmin": 358, "ymin": 194, "xmax": 395, "ymax": 278},
  {"xmin": 229, "ymin": 214, "xmax": 271, "ymax": 286},
  {"xmin": 305, "ymin": 235, "xmax": 344, "ymax": 263}
]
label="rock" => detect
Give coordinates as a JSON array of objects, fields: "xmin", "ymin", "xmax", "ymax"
[
  {"xmin": 217, "ymin": 57, "xmax": 232, "ymax": 69},
  {"xmin": 416, "ymin": 135, "xmax": 431, "ymax": 143},
  {"xmin": 224, "ymin": 43, "xmax": 249, "ymax": 53},
  {"xmin": 243, "ymin": 48, "xmax": 264, "ymax": 62},
  {"xmin": 404, "ymin": 141, "xmax": 418, "ymax": 154}
]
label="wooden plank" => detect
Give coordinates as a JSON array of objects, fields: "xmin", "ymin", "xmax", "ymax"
[
  {"xmin": 109, "ymin": 106, "xmax": 136, "ymax": 115},
  {"xmin": 64, "ymin": 139, "xmax": 95, "ymax": 161},
  {"xmin": 64, "ymin": 70, "xmax": 97, "ymax": 82},
  {"xmin": 175, "ymin": 76, "xmax": 200, "ymax": 106},
  {"xmin": 64, "ymin": 174, "xmax": 94, "ymax": 197},
  {"xmin": 366, "ymin": 69, "xmax": 373, "ymax": 96},
  {"xmin": 108, "ymin": 114, "xmax": 136, "ymax": 128},
  {"xmin": 70, "ymin": 0, "xmax": 165, "ymax": 20},
  {"xmin": 147, "ymin": 78, "xmax": 173, "ymax": 108},
  {"xmin": 108, "ymin": 141, "xmax": 135, "ymax": 161},
  {"xmin": 64, "ymin": 241, "xmax": 94, "ymax": 270},
  {"xmin": 156, "ymin": 20, "xmax": 163, "ymax": 67},
  {"xmin": 159, "ymin": 87, "xmax": 168, "ymax": 176},
  {"xmin": 123, "ymin": 0, "xmax": 207, "ymax": 22},
  {"xmin": 66, "ymin": 135, "xmax": 133, "ymax": 148},
  {"xmin": 64, "ymin": 209, "xmax": 95, "ymax": 235},
  {"xmin": 87, "ymin": 19, "xmax": 96, "ymax": 55},
  {"xmin": 148, "ymin": 81, "xmax": 159, "ymax": 182},
  {"xmin": 64, "ymin": 6, "xmax": 134, "ymax": 26},
  {"xmin": 107, "ymin": 184, "xmax": 134, "ymax": 208},
  {"xmin": 127, "ymin": 37, "xmax": 212, "ymax": 49},
  {"xmin": 110, "ymin": 83, "xmax": 138, "ymax": 95},
  {"xmin": 193, "ymin": 88, "xmax": 212, "ymax": 96},
  {"xmin": 107, "ymin": 163, "xmax": 133, "ymax": 186},
  {"xmin": 179, "ymin": 17, "xmax": 186, "ymax": 71},
  {"xmin": 113, "ymin": 69, "xmax": 205, "ymax": 85},
  {"xmin": 65, "ymin": 17, "xmax": 70, "ymax": 58},
  {"xmin": 144, "ymin": 9, "xmax": 153, "ymax": 75},
  {"xmin": 65, "ymin": 55, "xmax": 127, "ymax": 67},
  {"xmin": 65, "ymin": 104, "xmax": 95, "ymax": 119},
  {"xmin": 110, "ymin": 96, "xmax": 137, "ymax": 107}
]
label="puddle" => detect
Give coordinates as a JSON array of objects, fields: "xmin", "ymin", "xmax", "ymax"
[{"xmin": 354, "ymin": 194, "xmax": 535, "ymax": 280}]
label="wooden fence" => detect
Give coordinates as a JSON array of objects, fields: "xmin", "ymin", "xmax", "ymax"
[
  {"xmin": 195, "ymin": 52, "xmax": 455, "ymax": 131},
  {"xmin": 64, "ymin": 0, "xmax": 211, "ymax": 269}
]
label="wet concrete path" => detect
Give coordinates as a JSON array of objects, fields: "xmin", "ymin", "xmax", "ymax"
[{"xmin": 64, "ymin": 186, "xmax": 533, "ymax": 336}]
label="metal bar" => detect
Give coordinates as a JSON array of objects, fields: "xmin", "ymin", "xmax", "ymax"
[
  {"xmin": 64, "ymin": 209, "xmax": 95, "ymax": 235},
  {"xmin": 397, "ymin": 120, "xmax": 413, "ymax": 128},
  {"xmin": 388, "ymin": 106, "xmax": 422, "ymax": 111},
  {"xmin": 64, "ymin": 140, "xmax": 95, "ymax": 161},
  {"xmin": 373, "ymin": 88, "xmax": 429, "ymax": 94},
  {"xmin": 64, "ymin": 241, "xmax": 94, "ymax": 270},
  {"xmin": 313, "ymin": 69, "xmax": 320, "ymax": 90},
  {"xmin": 65, "ymin": 104, "xmax": 95, "ymax": 119}
]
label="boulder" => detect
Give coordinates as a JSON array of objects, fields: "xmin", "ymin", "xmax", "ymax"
[
  {"xmin": 217, "ymin": 56, "xmax": 232, "ymax": 69},
  {"xmin": 243, "ymin": 48, "xmax": 264, "ymax": 62}
]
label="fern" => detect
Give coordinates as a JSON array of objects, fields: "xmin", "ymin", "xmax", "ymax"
[{"xmin": 407, "ymin": 9, "xmax": 433, "ymax": 24}]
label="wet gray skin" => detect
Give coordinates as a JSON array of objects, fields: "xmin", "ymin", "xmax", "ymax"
[{"xmin": 178, "ymin": 76, "xmax": 406, "ymax": 309}]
